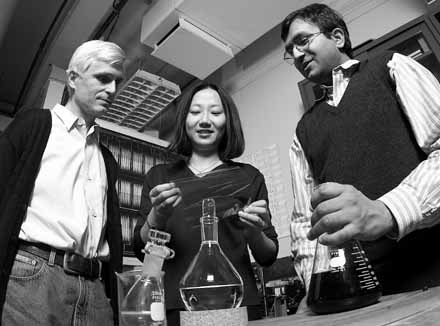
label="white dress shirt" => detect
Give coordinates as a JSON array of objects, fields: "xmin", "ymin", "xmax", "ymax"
[
  {"xmin": 20, "ymin": 104, "xmax": 109, "ymax": 258},
  {"xmin": 289, "ymin": 53, "xmax": 440, "ymax": 290}
]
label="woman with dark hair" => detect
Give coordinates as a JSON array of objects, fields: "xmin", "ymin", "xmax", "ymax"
[{"xmin": 133, "ymin": 83, "xmax": 279, "ymax": 325}]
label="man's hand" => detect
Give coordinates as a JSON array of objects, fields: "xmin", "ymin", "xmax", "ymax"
[{"xmin": 307, "ymin": 182, "xmax": 397, "ymax": 246}]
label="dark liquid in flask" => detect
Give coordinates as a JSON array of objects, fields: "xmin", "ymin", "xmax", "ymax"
[{"xmin": 307, "ymin": 267, "xmax": 381, "ymax": 314}]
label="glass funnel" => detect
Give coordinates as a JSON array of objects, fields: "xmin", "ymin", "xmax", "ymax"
[
  {"xmin": 117, "ymin": 229, "xmax": 174, "ymax": 326},
  {"xmin": 307, "ymin": 240, "xmax": 381, "ymax": 314},
  {"xmin": 179, "ymin": 198, "xmax": 244, "ymax": 311}
]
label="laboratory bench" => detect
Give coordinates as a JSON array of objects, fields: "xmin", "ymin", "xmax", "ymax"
[{"xmin": 248, "ymin": 285, "xmax": 440, "ymax": 325}]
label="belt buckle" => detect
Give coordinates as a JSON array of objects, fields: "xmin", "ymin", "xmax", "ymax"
[
  {"xmin": 63, "ymin": 252, "xmax": 102, "ymax": 279},
  {"xmin": 63, "ymin": 252, "xmax": 80, "ymax": 276}
]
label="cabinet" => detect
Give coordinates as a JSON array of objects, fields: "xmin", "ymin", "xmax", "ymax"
[
  {"xmin": 99, "ymin": 126, "xmax": 180, "ymax": 259},
  {"xmin": 427, "ymin": 2, "xmax": 440, "ymax": 47},
  {"xmin": 298, "ymin": 12, "xmax": 440, "ymax": 110}
]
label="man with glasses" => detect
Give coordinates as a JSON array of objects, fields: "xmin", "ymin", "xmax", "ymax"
[{"xmin": 281, "ymin": 3, "xmax": 440, "ymax": 306}]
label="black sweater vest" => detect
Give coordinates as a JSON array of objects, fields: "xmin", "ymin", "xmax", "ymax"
[{"xmin": 297, "ymin": 52, "xmax": 440, "ymax": 294}]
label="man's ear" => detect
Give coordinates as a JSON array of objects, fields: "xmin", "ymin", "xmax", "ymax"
[
  {"xmin": 66, "ymin": 69, "xmax": 78, "ymax": 91},
  {"xmin": 331, "ymin": 28, "xmax": 346, "ymax": 50}
]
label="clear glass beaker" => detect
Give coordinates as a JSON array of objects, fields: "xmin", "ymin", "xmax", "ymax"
[
  {"xmin": 116, "ymin": 269, "xmax": 166, "ymax": 326},
  {"xmin": 179, "ymin": 198, "xmax": 244, "ymax": 311},
  {"xmin": 116, "ymin": 229, "xmax": 174, "ymax": 326},
  {"xmin": 307, "ymin": 240, "xmax": 381, "ymax": 314}
]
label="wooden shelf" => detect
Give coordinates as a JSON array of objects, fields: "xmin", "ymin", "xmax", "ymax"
[{"xmin": 100, "ymin": 127, "xmax": 180, "ymax": 259}]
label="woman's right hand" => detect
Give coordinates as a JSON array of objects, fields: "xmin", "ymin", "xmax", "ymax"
[{"xmin": 148, "ymin": 182, "xmax": 182, "ymax": 228}]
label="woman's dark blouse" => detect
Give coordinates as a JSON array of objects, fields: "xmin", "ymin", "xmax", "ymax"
[{"xmin": 133, "ymin": 160, "xmax": 279, "ymax": 309}]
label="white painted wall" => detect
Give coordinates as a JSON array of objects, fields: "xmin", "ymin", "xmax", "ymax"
[
  {"xmin": 209, "ymin": 0, "xmax": 427, "ymax": 258},
  {"xmin": 41, "ymin": 65, "xmax": 66, "ymax": 110}
]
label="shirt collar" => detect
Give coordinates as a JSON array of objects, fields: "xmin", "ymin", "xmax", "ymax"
[
  {"xmin": 52, "ymin": 104, "xmax": 100, "ymax": 138},
  {"xmin": 333, "ymin": 59, "xmax": 360, "ymax": 77},
  {"xmin": 316, "ymin": 59, "xmax": 360, "ymax": 103},
  {"xmin": 53, "ymin": 104, "xmax": 81, "ymax": 131}
]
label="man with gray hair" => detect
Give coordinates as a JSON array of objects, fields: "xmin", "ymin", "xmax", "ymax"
[{"xmin": 0, "ymin": 40, "xmax": 126, "ymax": 325}]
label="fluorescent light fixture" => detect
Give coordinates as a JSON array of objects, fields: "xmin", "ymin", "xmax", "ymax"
[{"xmin": 99, "ymin": 69, "xmax": 181, "ymax": 131}]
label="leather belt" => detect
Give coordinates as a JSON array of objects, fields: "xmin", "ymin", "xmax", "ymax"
[{"xmin": 18, "ymin": 241, "xmax": 101, "ymax": 279}]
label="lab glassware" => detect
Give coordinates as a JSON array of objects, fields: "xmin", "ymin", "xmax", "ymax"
[
  {"xmin": 117, "ymin": 229, "xmax": 174, "ymax": 325},
  {"xmin": 179, "ymin": 198, "xmax": 244, "ymax": 311},
  {"xmin": 307, "ymin": 240, "xmax": 382, "ymax": 314}
]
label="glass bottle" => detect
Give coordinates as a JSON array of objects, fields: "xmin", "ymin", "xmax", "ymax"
[
  {"xmin": 118, "ymin": 229, "xmax": 174, "ymax": 326},
  {"xmin": 179, "ymin": 198, "xmax": 244, "ymax": 311},
  {"xmin": 307, "ymin": 240, "xmax": 382, "ymax": 314}
]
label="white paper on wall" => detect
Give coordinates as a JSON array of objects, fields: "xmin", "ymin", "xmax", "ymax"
[{"xmin": 238, "ymin": 144, "xmax": 290, "ymax": 237}]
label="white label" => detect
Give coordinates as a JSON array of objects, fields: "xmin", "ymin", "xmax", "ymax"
[
  {"xmin": 151, "ymin": 302, "xmax": 165, "ymax": 321},
  {"xmin": 329, "ymin": 248, "xmax": 346, "ymax": 268}
]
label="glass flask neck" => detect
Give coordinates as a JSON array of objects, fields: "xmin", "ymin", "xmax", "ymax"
[
  {"xmin": 200, "ymin": 198, "xmax": 218, "ymax": 243},
  {"xmin": 200, "ymin": 216, "xmax": 219, "ymax": 243}
]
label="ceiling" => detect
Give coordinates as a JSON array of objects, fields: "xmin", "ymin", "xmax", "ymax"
[
  {"xmin": 0, "ymin": 0, "xmax": 194, "ymax": 117},
  {"xmin": 0, "ymin": 0, "xmax": 386, "ymax": 135}
]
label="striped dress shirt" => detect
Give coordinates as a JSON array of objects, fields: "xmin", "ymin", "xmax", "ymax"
[{"xmin": 289, "ymin": 53, "xmax": 440, "ymax": 290}]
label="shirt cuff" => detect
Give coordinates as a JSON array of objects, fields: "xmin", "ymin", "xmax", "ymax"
[{"xmin": 378, "ymin": 184, "xmax": 422, "ymax": 241}]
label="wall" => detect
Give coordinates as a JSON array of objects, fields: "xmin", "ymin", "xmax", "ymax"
[
  {"xmin": 209, "ymin": 0, "xmax": 427, "ymax": 258},
  {"xmin": 41, "ymin": 64, "xmax": 67, "ymax": 109},
  {"xmin": 0, "ymin": 64, "xmax": 66, "ymax": 132}
]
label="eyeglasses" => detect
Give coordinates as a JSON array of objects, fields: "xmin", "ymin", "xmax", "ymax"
[{"xmin": 283, "ymin": 32, "xmax": 322, "ymax": 65}]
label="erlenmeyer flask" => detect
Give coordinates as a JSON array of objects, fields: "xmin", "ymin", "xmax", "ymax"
[
  {"xmin": 179, "ymin": 198, "xmax": 244, "ymax": 311},
  {"xmin": 119, "ymin": 229, "xmax": 174, "ymax": 326},
  {"xmin": 307, "ymin": 240, "xmax": 381, "ymax": 314}
]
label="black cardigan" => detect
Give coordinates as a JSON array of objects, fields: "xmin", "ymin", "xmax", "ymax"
[{"xmin": 0, "ymin": 109, "xmax": 123, "ymax": 323}]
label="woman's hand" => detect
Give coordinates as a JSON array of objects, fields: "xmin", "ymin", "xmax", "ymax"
[
  {"xmin": 237, "ymin": 199, "xmax": 268, "ymax": 238},
  {"xmin": 148, "ymin": 182, "xmax": 182, "ymax": 228},
  {"xmin": 237, "ymin": 199, "xmax": 278, "ymax": 265}
]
